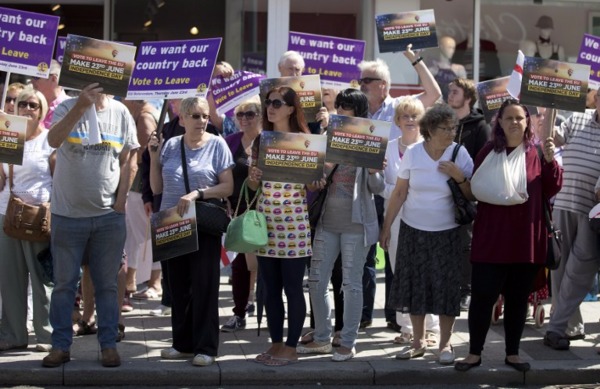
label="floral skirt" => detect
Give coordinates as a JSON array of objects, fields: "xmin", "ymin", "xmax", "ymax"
[{"xmin": 387, "ymin": 221, "xmax": 462, "ymax": 317}]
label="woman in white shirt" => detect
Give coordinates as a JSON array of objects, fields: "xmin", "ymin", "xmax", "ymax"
[
  {"xmin": 380, "ymin": 103, "xmax": 473, "ymax": 365},
  {"xmin": 0, "ymin": 87, "xmax": 55, "ymax": 352}
]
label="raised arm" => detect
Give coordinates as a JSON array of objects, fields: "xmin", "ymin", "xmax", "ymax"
[
  {"xmin": 403, "ymin": 44, "xmax": 442, "ymax": 109},
  {"xmin": 48, "ymin": 83, "xmax": 103, "ymax": 148}
]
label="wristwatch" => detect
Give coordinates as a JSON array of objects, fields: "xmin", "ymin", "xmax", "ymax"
[{"xmin": 196, "ymin": 188, "xmax": 204, "ymax": 200}]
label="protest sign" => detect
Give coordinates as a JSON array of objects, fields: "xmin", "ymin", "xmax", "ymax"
[
  {"xmin": 577, "ymin": 33, "xmax": 600, "ymax": 89},
  {"xmin": 375, "ymin": 9, "xmax": 438, "ymax": 53},
  {"xmin": 211, "ymin": 70, "xmax": 265, "ymax": 116},
  {"xmin": 325, "ymin": 115, "xmax": 390, "ymax": 170},
  {"xmin": 476, "ymin": 77, "xmax": 512, "ymax": 123},
  {"xmin": 127, "ymin": 38, "xmax": 221, "ymax": 100},
  {"xmin": 257, "ymin": 131, "xmax": 326, "ymax": 184},
  {"xmin": 0, "ymin": 7, "xmax": 59, "ymax": 78},
  {"xmin": 151, "ymin": 204, "xmax": 198, "ymax": 262},
  {"xmin": 259, "ymin": 75, "xmax": 322, "ymax": 122},
  {"xmin": 520, "ymin": 56, "xmax": 590, "ymax": 112},
  {"xmin": 59, "ymin": 34, "xmax": 136, "ymax": 97},
  {"xmin": 0, "ymin": 113, "xmax": 27, "ymax": 165},
  {"xmin": 288, "ymin": 31, "xmax": 365, "ymax": 89},
  {"xmin": 242, "ymin": 52, "xmax": 266, "ymax": 74},
  {"xmin": 55, "ymin": 36, "xmax": 66, "ymax": 63}
]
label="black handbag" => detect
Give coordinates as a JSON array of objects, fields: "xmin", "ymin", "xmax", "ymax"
[
  {"xmin": 308, "ymin": 164, "xmax": 338, "ymax": 229},
  {"xmin": 180, "ymin": 138, "xmax": 230, "ymax": 236},
  {"xmin": 447, "ymin": 144, "xmax": 476, "ymax": 225}
]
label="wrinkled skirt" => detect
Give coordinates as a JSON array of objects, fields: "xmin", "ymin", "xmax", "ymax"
[{"xmin": 387, "ymin": 221, "xmax": 462, "ymax": 317}]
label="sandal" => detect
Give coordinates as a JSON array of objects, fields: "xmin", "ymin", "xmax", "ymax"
[
  {"xmin": 332, "ymin": 331, "xmax": 342, "ymax": 347},
  {"xmin": 132, "ymin": 287, "xmax": 162, "ymax": 300},
  {"xmin": 425, "ymin": 331, "xmax": 438, "ymax": 348},
  {"xmin": 73, "ymin": 320, "xmax": 97, "ymax": 336},
  {"xmin": 262, "ymin": 356, "xmax": 299, "ymax": 367},
  {"xmin": 299, "ymin": 330, "xmax": 314, "ymax": 345},
  {"xmin": 254, "ymin": 352, "xmax": 272, "ymax": 363},
  {"xmin": 393, "ymin": 332, "xmax": 413, "ymax": 345}
]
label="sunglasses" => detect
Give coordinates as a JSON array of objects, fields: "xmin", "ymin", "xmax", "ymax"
[
  {"xmin": 236, "ymin": 111, "xmax": 257, "ymax": 120},
  {"xmin": 18, "ymin": 101, "xmax": 40, "ymax": 110},
  {"xmin": 5, "ymin": 97, "xmax": 16, "ymax": 104},
  {"xmin": 188, "ymin": 113, "xmax": 208, "ymax": 120},
  {"xmin": 264, "ymin": 99, "xmax": 287, "ymax": 109},
  {"xmin": 334, "ymin": 102, "xmax": 355, "ymax": 111},
  {"xmin": 358, "ymin": 77, "xmax": 382, "ymax": 85}
]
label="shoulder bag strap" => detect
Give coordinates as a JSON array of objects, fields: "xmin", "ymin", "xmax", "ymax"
[
  {"xmin": 179, "ymin": 137, "xmax": 191, "ymax": 194},
  {"xmin": 535, "ymin": 143, "xmax": 554, "ymax": 232},
  {"xmin": 8, "ymin": 164, "xmax": 13, "ymax": 193},
  {"xmin": 450, "ymin": 144, "xmax": 461, "ymax": 163},
  {"xmin": 323, "ymin": 164, "xmax": 339, "ymax": 190}
]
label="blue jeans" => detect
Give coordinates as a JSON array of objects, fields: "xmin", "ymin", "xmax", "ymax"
[
  {"xmin": 49, "ymin": 212, "xmax": 126, "ymax": 351},
  {"xmin": 309, "ymin": 229, "xmax": 368, "ymax": 349}
]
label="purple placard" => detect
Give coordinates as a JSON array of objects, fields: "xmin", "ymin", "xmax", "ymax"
[
  {"xmin": 127, "ymin": 38, "xmax": 222, "ymax": 100},
  {"xmin": 211, "ymin": 70, "xmax": 265, "ymax": 116},
  {"xmin": 242, "ymin": 52, "xmax": 266, "ymax": 74},
  {"xmin": 577, "ymin": 33, "xmax": 600, "ymax": 89},
  {"xmin": 0, "ymin": 7, "xmax": 59, "ymax": 78},
  {"xmin": 288, "ymin": 32, "xmax": 365, "ymax": 89},
  {"xmin": 55, "ymin": 36, "xmax": 66, "ymax": 63}
]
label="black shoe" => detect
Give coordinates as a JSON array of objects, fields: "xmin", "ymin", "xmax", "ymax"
[
  {"xmin": 454, "ymin": 358, "xmax": 481, "ymax": 372},
  {"xmin": 359, "ymin": 320, "xmax": 372, "ymax": 329},
  {"xmin": 505, "ymin": 357, "xmax": 530, "ymax": 372},
  {"xmin": 543, "ymin": 331, "xmax": 570, "ymax": 350},
  {"xmin": 386, "ymin": 321, "xmax": 402, "ymax": 333}
]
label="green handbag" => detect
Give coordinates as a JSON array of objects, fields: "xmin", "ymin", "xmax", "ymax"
[{"xmin": 224, "ymin": 179, "xmax": 268, "ymax": 253}]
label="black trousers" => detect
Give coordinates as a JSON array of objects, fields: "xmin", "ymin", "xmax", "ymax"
[
  {"xmin": 468, "ymin": 262, "xmax": 541, "ymax": 356},
  {"xmin": 167, "ymin": 233, "xmax": 221, "ymax": 356},
  {"xmin": 231, "ymin": 253, "xmax": 251, "ymax": 318}
]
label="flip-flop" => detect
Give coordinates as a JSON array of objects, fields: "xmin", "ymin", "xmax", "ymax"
[
  {"xmin": 299, "ymin": 331, "xmax": 314, "ymax": 345},
  {"xmin": 132, "ymin": 287, "xmax": 162, "ymax": 300},
  {"xmin": 426, "ymin": 331, "xmax": 438, "ymax": 348},
  {"xmin": 254, "ymin": 352, "xmax": 272, "ymax": 363},
  {"xmin": 393, "ymin": 332, "xmax": 413, "ymax": 345},
  {"xmin": 262, "ymin": 357, "xmax": 299, "ymax": 367}
]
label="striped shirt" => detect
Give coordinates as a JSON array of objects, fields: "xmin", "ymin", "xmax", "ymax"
[{"xmin": 554, "ymin": 109, "xmax": 600, "ymax": 216}]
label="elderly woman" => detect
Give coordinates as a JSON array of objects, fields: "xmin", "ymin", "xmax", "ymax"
[
  {"xmin": 455, "ymin": 99, "xmax": 562, "ymax": 372},
  {"xmin": 380, "ymin": 103, "xmax": 473, "ymax": 365},
  {"xmin": 248, "ymin": 86, "xmax": 320, "ymax": 366},
  {"xmin": 221, "ymin": 98, "xmax": 262, "ymax": 332},
  {"xmin": 0, "ymin": 86, "xmax": 55, "ymax": 352},
  {"xmin": 149, "ymin": 97, "xmax": 234, "ymax": 367},
  {"xmin": 298, "ymin": 89, "xmax": 384, "ymax": 361},
  {"xmin": 382, "ymin": 98, "xmax": 440, "ymax": 347}
]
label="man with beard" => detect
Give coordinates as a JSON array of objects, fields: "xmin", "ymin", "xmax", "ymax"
[{"xmin": 446, "ymin": 78, "xmax": 491, "ymax": 311}]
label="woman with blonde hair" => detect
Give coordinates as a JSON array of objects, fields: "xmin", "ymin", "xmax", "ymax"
[{"xmin": 0, "ymin": 86, "xmax": 55, "ymax": 352}]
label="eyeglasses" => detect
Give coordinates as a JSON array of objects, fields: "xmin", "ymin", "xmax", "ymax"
[
  {"xmin": 265, "ymin": 99, "xmax": 287, "ymax": 109},
  {"xmin": 188, "ymin": 113, "xmax": 208, "ymax": 120},
  {"xmin": 334, "ymin": 101, "xmax": 355, "ymax": 111},
  {"xmin": 5, "ymin": 97, "xmax": 16, "ymax": 104},
  {"xmin": 400, "ymin": 114, "xmax": 419, "ymax": 121},
  {"xmin": 17, "ymin": 101, "xmax": 40, "ymax": 110},
  {"xmin": 358, "ymin": 77, "xmax": 382, "ymax": 85},
  {"xmin": 436, "ymin": 125, "xmax": 457, "ymax": 133},
  {"xmin": 236, "ymin": 111, "xmax": 257, "ymax": 120}
]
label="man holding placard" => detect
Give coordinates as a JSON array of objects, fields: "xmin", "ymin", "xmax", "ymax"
[{"xmin": 43, "ymin": 83, "xmax": 138, "ymax": 368}]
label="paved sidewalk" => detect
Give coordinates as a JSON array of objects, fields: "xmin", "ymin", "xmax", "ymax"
[{"xmin": 1, "ymin": 273, "xmax": 599, "ymax": 387}]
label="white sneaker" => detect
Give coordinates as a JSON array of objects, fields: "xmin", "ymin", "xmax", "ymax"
[
  {"xmin": 160, "ymin": 347, "xmax": 194, "ymax": 359},
  {"xmin": 192, "ymin": 353, "xmax": 215, "ymax": 366},
  {"xmin": 150, "ymin": 304, "xmax": 172, "ymax": 316}
]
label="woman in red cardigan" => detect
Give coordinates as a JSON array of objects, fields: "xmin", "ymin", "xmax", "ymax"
[{"xmin": 453, "ymin": 99, "xmax": 562, "ymax": 372}]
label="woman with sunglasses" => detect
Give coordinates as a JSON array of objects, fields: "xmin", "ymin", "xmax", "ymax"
[
  {"xmin": 0, "ymin": 86, "xmax": 55, "ymax": 352},
  {"xmin": 148, "ymin": 97, "xmax": 234, "ymax": 367},
  {"xmin": 221, "ymin": 98, "xmax": 262, "ymax": 333},
  {"xmin": 380, "ymin": 104, "xmax": 473, "ymax": 365},
  {"xmin": 248, "ymin": 86, "xmax": 322, "ymax": 366},
  {"xmin": 2, "ymin": 82, "xmax": 25, "ymax": 115},
  {"xmin": 297, "ymin": 89, "xmax": 384, "ymax": 361}
]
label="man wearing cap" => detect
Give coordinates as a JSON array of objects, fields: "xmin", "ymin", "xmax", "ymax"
[{"xmin": 31, "ymin": 59, "xmax": 69, "ymax": 129}]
